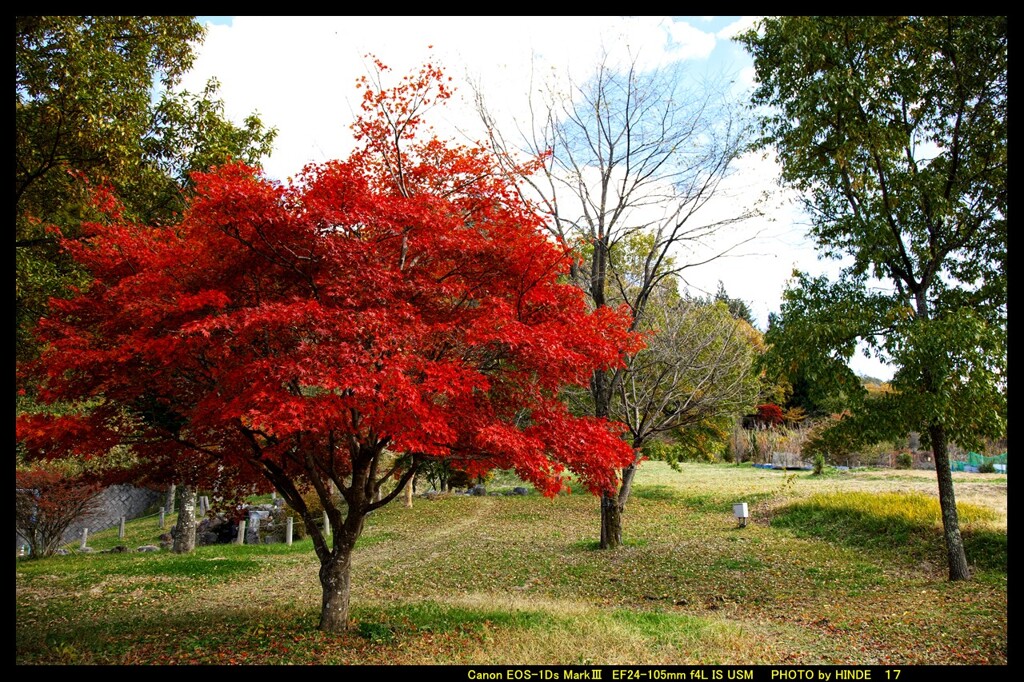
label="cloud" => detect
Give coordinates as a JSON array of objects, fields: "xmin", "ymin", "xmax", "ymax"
[
  {"xmin": 664, "ymin": 19, "xmax": 718, "ymax": 60},
  {"xmin": 717, "ymin": 16, "xmax": 762, "ymax": 41},
  {"xmin": 180, "ymin": 15, "xmax": 894, "ymax": 379},
  {"xmin": 181, "ymin": 17, "xmax": 739, "ymax": 182}
]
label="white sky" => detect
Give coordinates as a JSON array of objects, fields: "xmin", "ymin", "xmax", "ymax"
[{"xmin": 180, "ymin": 16, "xmax": 894, "ymax": 381}]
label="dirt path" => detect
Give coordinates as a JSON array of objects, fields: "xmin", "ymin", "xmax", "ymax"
[
  {"xmin": 185, "ymin": 495, "xmax": 499, "ymax": 614},
  {"xmin": 355, "ymin": 494, "xmax": 496, "ymax": 569}
]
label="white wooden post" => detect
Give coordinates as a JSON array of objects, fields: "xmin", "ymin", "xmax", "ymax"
[
  {"xmin": 285, "ymin": 517, "xmax": 293, "ymax": 546},
  {"xmin": 80, "ymin": 528, "xmax": 88, "ymax": 550},
  {"xmin": 118, "ymin": 517, "xmax": 125, "ymax": 539},
  {"xmin": 236, "ymin": 520, "xmax": 246, "ymax": 545},
  {"xmin": 159, "ymin": 507, "xmax": 166, "ymax": 529}
]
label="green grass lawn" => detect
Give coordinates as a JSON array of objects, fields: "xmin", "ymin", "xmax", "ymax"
[{"xmin": 15, "ymin": 462, "xmax": 1007, "ymax": 665}]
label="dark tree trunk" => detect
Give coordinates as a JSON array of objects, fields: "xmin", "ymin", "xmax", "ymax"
[
  {"xmin": 172, "ymin": 485, "xmax": 197, "ymax": 554},
  {"xmin": 929, "ymin": 424, "xmax": 971, "ymax": 580},
  {"xmin": 310, "ymin": 445, "xmax": 379, "ymax": 632},
  {"xmin": 313, "ymin": 503, "xmax": 371, "ymax": 632},
  {"xmin": 600, "ymin": 493, "xmax": 622, "ymax": 549},
  {"xmin": 601, "ymin": 458, "xmax": 642, "ymax": 548},
  {"xmin": 593, "ymin": 364, "xmax": 629, "ymax": 550},
  {"xmin": 912, "ymin": 293, "xmax": 971, "ymax": 581},
  {"xmin": 318, "ymin": 546, "xmax": 355, "ymax": 631}
]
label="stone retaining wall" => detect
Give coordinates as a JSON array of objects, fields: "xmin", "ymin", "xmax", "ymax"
[
  {"xmin": 16, "ymin": 484, "xmax": 165, "ymax": 550},
  {"xmin": 66, "ymin": 484, "xmax": 165, "ymax": 543}
]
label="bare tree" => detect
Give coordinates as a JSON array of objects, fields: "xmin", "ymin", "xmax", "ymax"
[{"xmin": 477, "ymin": 52, "xmax": 761, "ymax": 547}]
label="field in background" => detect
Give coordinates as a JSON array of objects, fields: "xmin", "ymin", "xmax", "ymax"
[{"xmin": 15, "ymin": 461, "xmax": 1007, "ymax": 665}]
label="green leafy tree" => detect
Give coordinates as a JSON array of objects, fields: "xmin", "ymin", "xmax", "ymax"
[
  {"xmin": 16, "ymin": 16, "xmax": 276, "ymax": 363},
  {"xmin": 564, "ymin": 233, "xmax": 761, "ymax": 532},
  {"xmin": 617, "ymin": 295, "xmax": 760, "ymax": 490},
  {"xmin": 711, "ymin": 280, "xmax": 757, "ymax": 327},
  {"xmin": 762, "ymin": 305, "xmax": 857, "ymax": 419},
  {"xmin": 739, "ymin": 16, "xmax": 1006, "ymax": 580}
]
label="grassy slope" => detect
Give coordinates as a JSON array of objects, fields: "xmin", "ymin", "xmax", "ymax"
[{"xmin": 15, "ymin": 462, "xmax": 1007, "ymax": 665}]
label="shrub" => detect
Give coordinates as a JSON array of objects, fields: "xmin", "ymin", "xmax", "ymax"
[
  {"xmin": 726, "ymin": 422, "xmax": 750, "ymax": 463},
  {"xmin": 750, "ymin": 428, "xmax": 781, "ymax": 464},
  {"xmin": 978, "ymin": 460, "xmax": 996, "ymax": 474},
  {"xmin": 782, "ymin": 405, "xmax": 808, "ymax": 426},
  {"xmin": 447, "ymin": 468, "xmax": 477, "ymax": 490},
  {"xmin": 418, "ymin": 460, "xmax": 493, "ymax": 492},
  {"xmin": 755, "ymin": 403, "xmax": 785, "ymax": 427},
  {"xmin": 858, "ymin": 440, "xmax": 901, "ymax": 466},
  {"xmin": 812, "ymin": 453, "xmax": 826, "ymax": 476},
  {"xmin": 895, "ymin": 452, "xmax": 913, "ymax": 469},
  {"xmin": 642, "ymin": 436, "xmax": 718, "ymax": 469},
  {"xmin": 801, "ymin": 413, "xmax": 860, "ymax": 467},
  {"xmin": 421, "ymin": 459, "xmax": 455, "ymax": 491},
  {"xmin": 775, "ymin": 423, "xmax": 813, "ymax": 456},
  {"xmin": 16, "ymin": 468, "xmax": 103, "ymax": 558}
]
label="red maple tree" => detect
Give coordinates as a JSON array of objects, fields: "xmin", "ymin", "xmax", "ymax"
[
  {"xmin": 16, "ymin": 58, "xmax": 642, "ymax": 631},
  {"xmin": 755, "ymin": 403, "xmax": 785, "ymax": 427}
]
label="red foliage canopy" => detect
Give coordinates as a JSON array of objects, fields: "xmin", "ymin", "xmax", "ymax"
[
  {"xmin": 755, "ymin": 403, "xmax": 785, "ymax": 427},
  {"xmin": 17, "ymin": 60, "xmax": 642, "ymax": 499}
]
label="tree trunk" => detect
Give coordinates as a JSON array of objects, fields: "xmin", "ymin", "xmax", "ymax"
[
  {"xmin": 618, "ymin": 460, "xmax": 639, "ymax": 509},
  {"xmin": 599, "ymin": 493, "xmax": 622, "ymax": 549},
  {"xmin": 597, "ymin": 457, "xmax": 643, "ymax": 549},
  {"xmin": 165, "ymin": 483, "xmax": 176, "ymax": 514},
  {"xmin": 593, "ymin": 364, "xmax": 626, "ymax": 550},
  {"xmin": 403, "ymin": 475, "xmax": 413, "ymax": 508},
  {"xmin": 913, "ymin": 293, "xmax": 970, "ymax": 581},
  {"xmin": 172, "ymin": 485, "xmax": 197, "ymax": 554},
  {"xmin": 318, "ymin": 548, "xmax": 355, "ymax": 631},
  {"xmin": 929, "ymin": 424, "xmax": 971, "ymax": 580}
]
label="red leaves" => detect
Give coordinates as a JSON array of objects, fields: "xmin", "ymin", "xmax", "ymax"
[
  {"xmin": 16, "ymin": 467, "xmax": 102, "ymax": 504},
  {"xmin": 15, "ymin": 467, "xmax": 103, "ymax": 557},
  {"xmin": 756, "ymin": 403, "xmax": 785, "ymax": 427},
  {"xmin": 17, "ymin": 59, "xmax": 643, "ymax": 500}
]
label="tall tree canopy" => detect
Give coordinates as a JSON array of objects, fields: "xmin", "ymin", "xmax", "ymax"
[
  {"xmin": 16, "ymin": 59, "xmax": 641, "ymax": 631},
  {"xmin": 738, "ymin": 16, "xmax": 1007, "ymax": 580},
  {"xmin": 16, "ymin": 16, "xmax": 276, "ymax": 362}
]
